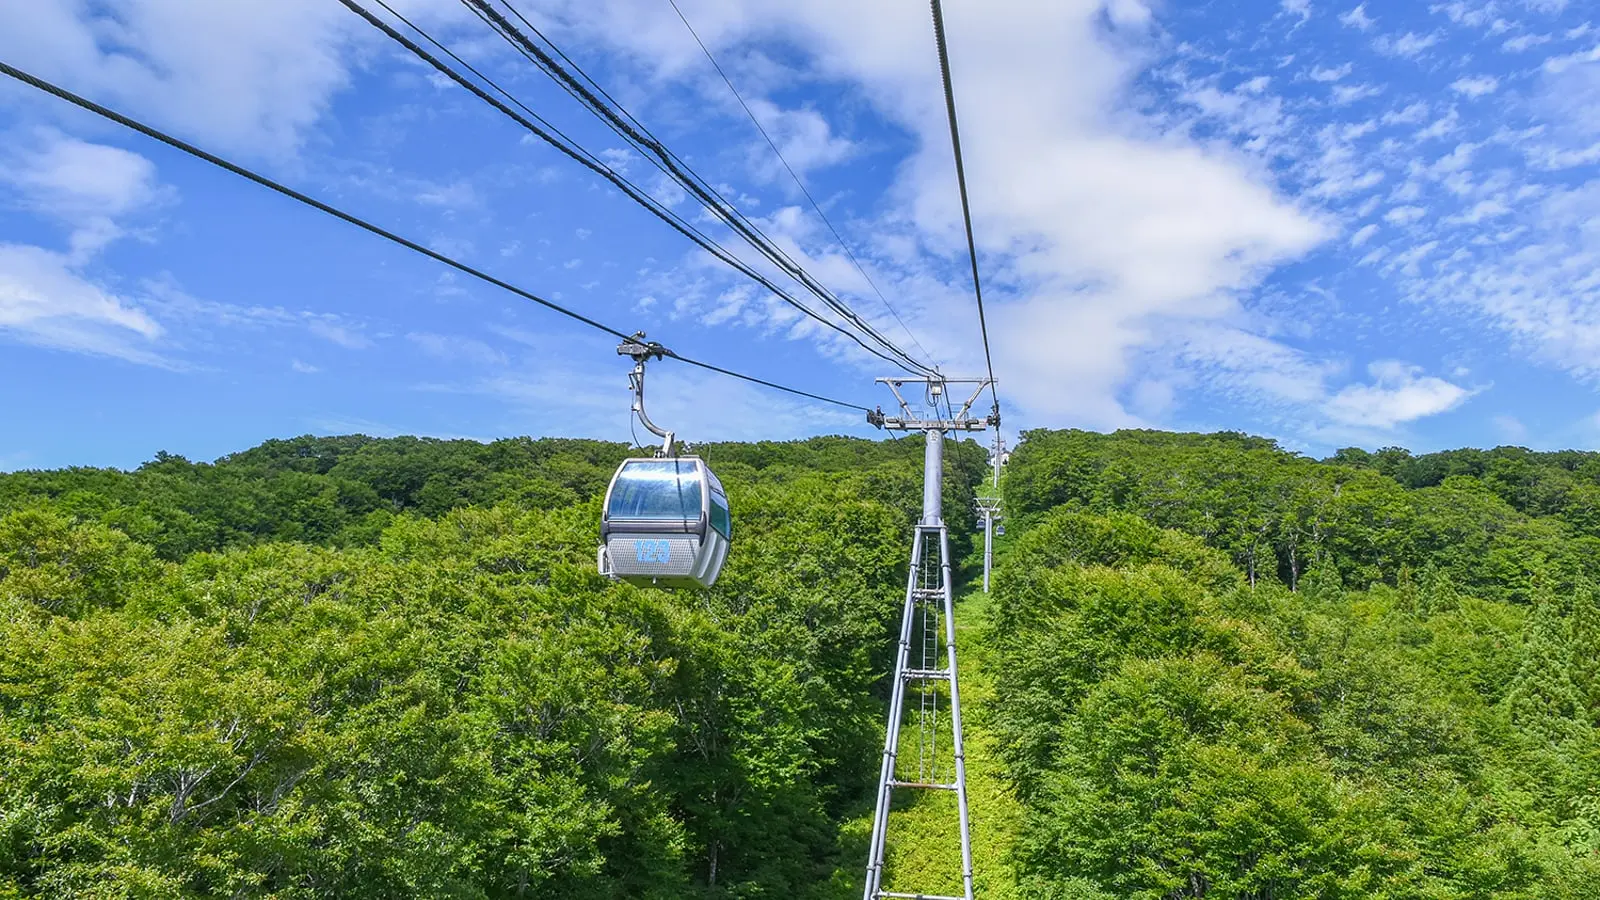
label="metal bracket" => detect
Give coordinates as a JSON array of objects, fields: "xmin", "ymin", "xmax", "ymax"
[{"xmin": 618, "ymin": 332, "xmax": 676, "ymax": 457}]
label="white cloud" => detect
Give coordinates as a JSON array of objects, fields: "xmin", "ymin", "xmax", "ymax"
[
  {"xmin": 536, "ymin": 0, "xmax": 1332, "ymax": 428},
  {"xmin": 1178, "ymin": 81, "xmax": 1291, "ymax": 143},
  {"xmin": 1529, "ymin": 53, "xmax": 1600, "ymax": 167},
  {"xmin": 0, "ymin": 129, "xmax": 179, "ymax": 365},
  {"xmin": 0, "ymin": 243, "xmax": 166, "ymax": 364},
  {"xmin": 1332, "ymin": 82, "xmax": 1383, "ymax": 104},
  {"xmin": 1350, "ymin": 223, "xmax": 1379, "ymax": 246},
  {"xmin": 1339, "ymin": 4, "xmax": 1375, "ymax": 30},
  {"xmin": 1324, "ymin": 361, "xmax": 1474, "ymax": 428},
  {"xmin": 1376, "ymin": 32, "xmax": 1440, "ymax": 58},
  {"xmin": 1311, "ymin": 168, "xmax": 1384, "ymax": 198},
  {"xmin": 1384, "ymin": 205, "xmax": 1428, "ymax": 225},
  {"xmin": 1445, "ymin": 199, "xmax": 1510, "ymax": 224},
  {"xmin": 291, "ymin": 359, "xmax": 320, "ymax": 374},
  {"xmin": 0, "ymin": 131, "xmax": 165, "ymax": 259},
  {"xmin": 1451, "ymin": 75, "xmax": 1500, "ymax": 97},
  {"xmin": 1386, "ymin": 239, "xmax": 1439, "ymax": 275},
  {"xmin": 1310, "ymin": 63, "xmax": 1353, "ymax": 82},
  {"xmin": 0, "ymin": 0, "xmax": 408, "ymax": 157},
  {"xmin": 1502, "ymin": 33, "xmax": 1551, "ymax": 52},
  {"xmin": 1281, "ymin": 0, "xmax": 1312, "ymax": 24},
  {"xmin": 1543, "ymin": 44, "xmax": 1600, "ymax": 75},
  {"xmin": 1433, "ymin": 0, "xmax": 1506, "ymax": 27},
  {"xmin": 1106, "ymin": 0, "xmax": 1154, "ymax": 29},
  {"xmin": 1405, "ymin": 182, "xmax": 1600, "ymax": 379},
  {"xmin": 1382, "ymin": 101, "xmax": 1429, "ymax": 125},
  {"xmin": 1416, "ymin": 107, "xmax": 1461, "ymax": 140},
  {"xmin": 2, "ymin": 132, "xmax": 158, "ymax": 220},
  {"xmin": 598, "ymin": 147, "xmax": 635, "ymax": 171},
  {"xmin": 744, "ymin": 98, "xmax": 858, "ymax": 178},
  {"xmin": 1167, "ymin": 324, "xmax": 1337, "ymax": 407}
]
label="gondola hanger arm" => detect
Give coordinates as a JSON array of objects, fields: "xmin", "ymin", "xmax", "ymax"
[{"xmin": 618, "ymin": 332, "xmax": 676, "ymax": 457}]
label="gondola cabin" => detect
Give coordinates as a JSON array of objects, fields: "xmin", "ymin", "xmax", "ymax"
[{"xmin": 598, "ymin": 457, "xmax": 731, "ymax": 588}]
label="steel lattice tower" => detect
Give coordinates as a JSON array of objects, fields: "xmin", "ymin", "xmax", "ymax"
[{"xmin": 863, "ymin": 377, "xmax": 995, "ymax": 900}]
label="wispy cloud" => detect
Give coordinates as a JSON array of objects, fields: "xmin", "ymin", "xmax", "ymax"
[
  {"xmin": 1332, "ymin": 82, "xmax": 1383, "ymax": 104},
  {"xmin": 1376, "ymin": 31, "xmax": 1440, "ymax": 58},
  {"xmin": 6, "ymin": 0, "xmax": 1596, "ymax": 456},
  {"xmin": 1502, "ymin": 33, "xmax": 1551, "ymax": 52},
  {"xmin": 1451, "ymin": 75, "xmax": 1500, "ymax": 97},
  {"xmin": 1384, "ymin": 205, "xmax": 1428, "ymax": 225},
  {"xmin": 1310, "ymin": 62, "xmax": 1353, "ymax": 82},
  {"xmin": 0, "ymin": 243, "xmax": 169, "ymax": 366},
  {"xmin": 0, "ymin": 133, "xmax": 175, "ymax": 365},
  {"xmin": 1339, "ymin": 4, "xmax": 1375, "ymax": 30}
]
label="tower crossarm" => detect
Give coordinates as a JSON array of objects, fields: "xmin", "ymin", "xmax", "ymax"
[{"xmin": 868, "ymin": 376, "xmax": 997, "ymax": 432}]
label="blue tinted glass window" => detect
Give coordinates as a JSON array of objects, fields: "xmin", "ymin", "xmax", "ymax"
[
  {"xmin": 608, "ymin": 460, "xmax": 703, "ymax": 522},
  {"xmin": 709, "ymin": 492, "xmax": 731, "ymax": 538}
]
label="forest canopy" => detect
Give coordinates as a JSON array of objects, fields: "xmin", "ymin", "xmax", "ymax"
[
  {"xmin": 0, "ymin": 434, "xmax": 986, "ymax": 898},
  {"xmin": 992, "ymin": 429, "xmax": 1600, "ymax": 898},
  {"xmin": 4, "ymin": 428, "xmax": 1599, "ymax": 898}
]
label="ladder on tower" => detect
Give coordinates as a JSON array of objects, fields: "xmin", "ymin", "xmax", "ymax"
[{"xmin": 863, "ymin": 523, "xmax": 973, "ymax": 900}]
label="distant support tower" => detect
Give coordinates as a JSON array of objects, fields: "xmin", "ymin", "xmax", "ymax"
[
  {"xmin": 975, "ymin": 495, "xmax": 1001, "ymax": 594},
  {"xmin": 863, "ymin": 377, "xmax": 995, "ymax": 900},
  {"xmin": 976, "ymin": 430, "xmax": 1005, "ymax": 593}
]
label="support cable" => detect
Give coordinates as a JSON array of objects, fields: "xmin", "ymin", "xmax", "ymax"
[
  {"xmin": 665, "ymin": 0, "xmax": 938, "ymax": 370},
  {"xmin": 461, "ymin": 0, "xmax": 939, "ymax": 377},
  {"xmin": 929, "ymin": 0, "xmax": 1000, "ymax": 420},
  {"xmin": 476, "ymin": 0, "xmax": 929, "ymax": 373},
  {"xmin": 344, "ymin": 0, "xmax": 922, "ymax": 376},
  {"xmin": 0, "ymin": 59, "xmax": 869, "ymax": 413}
]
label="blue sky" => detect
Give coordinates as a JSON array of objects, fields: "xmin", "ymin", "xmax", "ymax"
[{"xmin": 1, "ymin": 0, "xmax": 1598, "ymax": 471}]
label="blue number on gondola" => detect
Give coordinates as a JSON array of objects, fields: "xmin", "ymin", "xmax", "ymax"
[{"xmin": 634, "ymin": 540, "xmax": 670, "ymax": 564}]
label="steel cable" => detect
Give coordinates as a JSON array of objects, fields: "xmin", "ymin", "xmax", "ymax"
[{"xmin": 0, "ymin": 59, "xmax": 870, "ymax": 412}]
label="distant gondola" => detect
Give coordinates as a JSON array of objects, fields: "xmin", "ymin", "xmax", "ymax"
[{"xmin": 598, "ymin": 457, "xmax": 730, "ymax": 588}]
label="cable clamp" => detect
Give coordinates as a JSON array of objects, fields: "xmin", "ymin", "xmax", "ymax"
[{"xmin": 618, "ymin": 331, "xmax": 668, "ymax": 361}]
